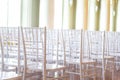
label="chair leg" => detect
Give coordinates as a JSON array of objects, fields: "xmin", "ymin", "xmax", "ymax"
[
  {"xmin": 94, "ymin": 63, "xmax": 97, "ymax": 80},
  {"xmin": 112, "ymin": 70, "xmax": 114, "ymax": 80},
  {"xmin": 94, "ymin": 77, "xmax": 96, "ymax": 80}
]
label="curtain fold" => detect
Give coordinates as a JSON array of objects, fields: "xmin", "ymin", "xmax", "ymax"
[
  {"xmin": 116, "ymin": 0, "xmax": 120, "ymax": 31},
  {"xmin": 48, "ymin": 0, "xmax": 54, "ymax": 29},
  {"xmin": 68, "ymin": 0, "xmax": 77, "ymax": 29},
  {"xmin": 0, "ymin": 0, "xmax": 21, "ymax": 27},
  {"xmin": 31, "ymin": 0, "xmax": 39, "ymax": 27},
  {"xmin": 112, "ymin": 0, "xmax": 118, "ymax": 31},
  {"xmin": 106, "ymin": 0, "xmax": 110, "ymax": 31},
  {"xmin": 83, "ymin": 0, "xmax": 88, "ymax": 30},
  {"xmin": 95, "ymin": 0, "xmax": 101, "ymax": 31},
  {"xmin": 75, "ymin": 0, "xmax": 83, "ymax": 30}
]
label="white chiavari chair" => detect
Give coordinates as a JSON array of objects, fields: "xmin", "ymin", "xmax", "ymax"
[
  {"xmin": 64, "ymin": 30, "xmax": 97, "ymax": 80},
  {"xmin": 0, "ymin": 27, "xmax": 22, "ymax": 80},
  {"xmin": 114, "ymin": 32, "xmax": 120, "ymax": 71},
  {"xmin": 88, "ymin": 31, "xmax": 115, "ymax": 80},
  {"xmin": 20, "ymin": 27, "xmax": 44, "ymax": 80},
  {"xmin": 104, "ymin": 32, "xmax": 115, "ymax": 80},
  {"xmin": 43, "ymin": 29, "xmax": 68, "ymax": 80},
  {"xmin": 87, "ymin": 31, "xmax": 105, "ymax": 80}
]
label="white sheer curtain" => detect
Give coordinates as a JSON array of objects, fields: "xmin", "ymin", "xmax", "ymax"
[
  {"xmin": 39, "ymin": 0, "xmax": 48, "ymax": 27},
  {"xmin": 63, "ymin": 0, "xmax": 69, "ymax": 29},
  {"xmin": 22, "ymin": 0, "xmax": 32, "ymax": 27},
  {"xmin": 116, "ymin": 0, "xmax": 120, "ymax": 31},
  {"xmin": 99, "ymin": 0, "xmax": 107, "ymax": 31},
  {"xmin": 75, "ymin": 0, "xmax": 83, "ymax": 30},
  {"xmin": 54, "ymin": 0, "xmax": 63, "ymax": 29},
  {"xmin": 88, "ymin": 0, "xmax": 95, "ymax": 31},
  {"xmin": 0, "ymin": 0, "xmax": 21, "ymax": 27},
  {"xmin": 8, "ymin": 0, "xmax": 21, "ymax": 27},
  {"xmin": 0, "ymin": 0, "xmax": 7, "ymax": 27}
]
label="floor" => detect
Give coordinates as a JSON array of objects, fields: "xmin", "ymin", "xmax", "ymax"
[
  {"xmin": 104, "ymin": 70, "xmax": 120, "ymax": 80},
  {"xmin": 114, "ymin": 70, "xmax": 120, "ymax": 80}
]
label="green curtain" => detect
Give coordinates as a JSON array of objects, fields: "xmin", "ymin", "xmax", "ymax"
[
  {"xmin": 95, "ymin": 0, "xmax": 101, "ymax": 31},
  {"xmin": 68, "ymin": 0, "xmax": 77, "ymax": 29},
  {"xmin": 112, "ymin": 0, "xmax": 118, "ymax": 31},
  {"xmin": 31, "ymin": 0, "xmax": 40, "ymax": 27}
]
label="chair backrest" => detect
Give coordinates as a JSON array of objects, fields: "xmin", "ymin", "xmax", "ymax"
[
  {"xmin": 105, "ymin": 32, "xmax": 117, "ymax": 55},
  {"xmin": 0, "ymin": 27, "xmax": 20, "ymax": 72},
  {"xmin": 88, "ymin": 31, "xmax": 107, "ymax": 80},
  {"xmin": 87, "ymin": 31, "xmax": 104, "ymax": 59},
  {"xmin": 20, "ymin": 27, "xmax": 45, "ymax": 80},
  {"xmin": 46, "ymin": 29, "xmax": 65, "ymax": 65},
  {"xmin": 0, "ymin": 27, "xmax": 24, "ymax": 80}
]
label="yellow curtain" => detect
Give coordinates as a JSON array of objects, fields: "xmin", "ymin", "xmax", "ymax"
[
  {"xmin": 83, "ymin": 0, "xmax": 88, "ymax": 30},
  {"xmin": 95, "ymin": 0, "xmax": 101, "ymax": 31},
  {"xmin": 68, "ymin": 0, "xmax": 77, "ymax": 29},
  {"xmin": 106, "ymin": 0, "xmax": 110, "ymax": 31}
]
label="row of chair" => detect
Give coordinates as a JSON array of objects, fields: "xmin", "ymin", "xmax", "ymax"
[{"xmin": 0, "ymin": 27, "xmax": 117, "ymax": 80}]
